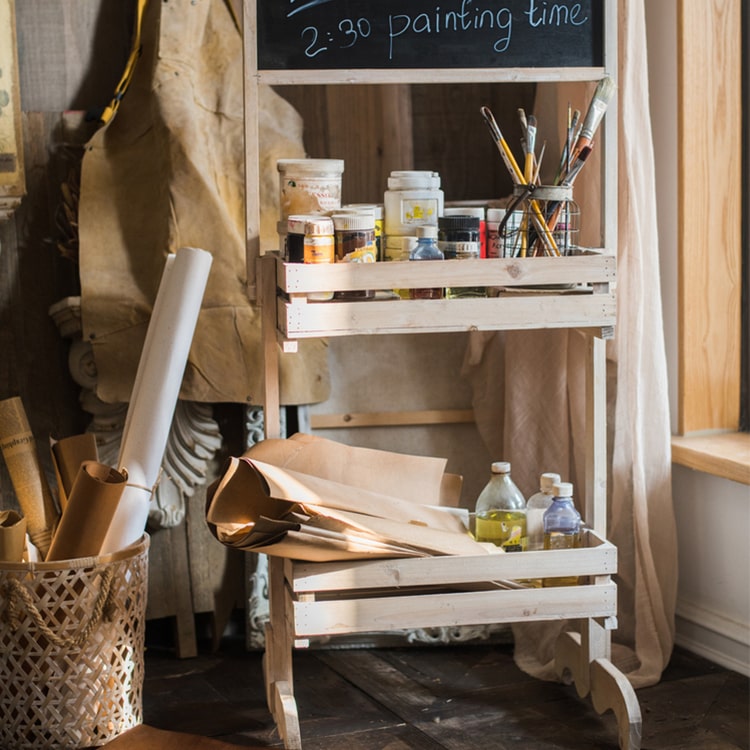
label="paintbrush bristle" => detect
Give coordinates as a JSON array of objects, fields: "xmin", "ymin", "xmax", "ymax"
[{"xmin": 578, "ymin": 76, "xmax": 616, "ymax": 140}]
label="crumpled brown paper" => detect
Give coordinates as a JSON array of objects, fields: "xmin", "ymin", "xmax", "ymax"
[{"xmin": 205, "ymin": 433, "xmax": 497, "ymax": 562}]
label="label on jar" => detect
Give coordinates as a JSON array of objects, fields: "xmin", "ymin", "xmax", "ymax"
[
  {"xmin": 304, "ymin": 235, "xmax": 334, "ymax": 264},
  {"xmin": 400, "ymin": 198, "xmax": 440, "ymax": 226},
  {"xmin": 281, "ymin": 178, "xmax": 341, "ymax": 218},
  {"xmin": 439, "ymin": 240, "xmax": 480, "ymax": 260}
]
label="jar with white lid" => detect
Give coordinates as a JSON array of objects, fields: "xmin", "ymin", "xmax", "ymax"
[
  {"xmin": 331, "ymin": 212, "xmax": 377, "ymax": 300},
  {"xmin": 342, "ymin": 203, "xmax": 384, "ymax": 260},
  {"xmin": 285, "ymin": 214, "xmax": 334, "ymax": 301},
  {"xmin": 384, "ymin": 170, "xmax": 444, "ymax": 240},
  {"xmin": 486, "ymin": 207, "xmax": 507, "ymax": 259},
  {"xmin": 277, "ymin": 158, "xmax": 344, "ymax": 222}
]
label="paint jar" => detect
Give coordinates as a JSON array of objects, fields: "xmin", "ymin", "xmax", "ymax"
[
  {"xmin": 277, "ymin": 158, "xmax": 344, "ymax": 222},
  {"xmin": 289, "ymin": 215, "xmax": 334, "ymax": 301},
  {"xmin": 384, "ymin": 170, "xmax": 444, "ymax": 248},
  {"xmin": 286, "ymin": 214, "xmax": 320, "ymax": 263},
  {"xmin": 331, "ymin": 212, "xmax": 377, "ymax": 300},
  {"xmin": 443, "ymin": 206, "xmax": 487, "ymax": 257},
  {"xmin": 343, "ymin": 204, "xmax": 384, "ymax": 260},
  {"xmin": 486, "ymin": 207, "xmax": 507, "ymax": 259},
  {"xmin": 392, "ymin": 235, "xmax": 418, "ymax": 298},
  {"xmin": 438, "ymin": 214, "xmax": 486, "ymax": 299}
]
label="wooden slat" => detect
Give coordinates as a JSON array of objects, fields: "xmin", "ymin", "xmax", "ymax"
[
  {"xmin": 293, "ymin": 582, "xmax": 617, "ymax": 636},
  {"xmin": 290, "ymin": 532, "xmax": 616, "ymax": 593},
  {"xmin": 310, "ymin": 408, "xmax": 474, "ymax": 429},
  {"xmin": 279, "ymin": 294, "xmax": 616, "ymax": 338},
  {"xmin": 276, "ymin": 253, "xmax": 615, "ymax": 292},
  {"xmin": 256, "ymin": 67, "xmax": 610, "ymax": 86},
  {"xmin": 677, "ymin": 0, "xmax": 742, "ymax": 433}
]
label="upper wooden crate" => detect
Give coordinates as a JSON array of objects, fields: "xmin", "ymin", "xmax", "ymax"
[{"xmin": 266, "ymin": 252, "xmax": 616, "ymax": 339}]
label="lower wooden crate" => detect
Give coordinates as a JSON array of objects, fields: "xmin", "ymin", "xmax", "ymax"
[
  {"xmin": 264, "ymin": 530, "xmax": 641, "ymax": 750},
  {"xmin": 285, "ymin": 529, "xmax": 617, "ymax": 640}
]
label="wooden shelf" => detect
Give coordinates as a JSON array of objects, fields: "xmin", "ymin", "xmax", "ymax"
[
  {"xmin": 268, "ymin": 253, "xmax": 616, "ymax": 339},
  {"xmin": 247, "ymin": 1, "xmax": 641, "ymax": 747}
]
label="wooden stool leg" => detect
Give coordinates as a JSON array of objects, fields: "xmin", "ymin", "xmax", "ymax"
[
  {"xmin": 590, "ymin": 657, "xmax": 642, "ymax": 750},
  {"xmin": 264, "ymin": 557, "xmax": 301, "ymax": 749}
]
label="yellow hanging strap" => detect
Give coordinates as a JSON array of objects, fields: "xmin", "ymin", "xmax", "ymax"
[{"xmin": 98, "ymin": 0, "xmax": 149, "ymax": 126}]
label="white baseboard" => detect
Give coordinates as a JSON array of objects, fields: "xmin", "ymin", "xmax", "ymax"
[{"xmin": 675, "ymin": 599, "xmax": 750, "ymax": 677}]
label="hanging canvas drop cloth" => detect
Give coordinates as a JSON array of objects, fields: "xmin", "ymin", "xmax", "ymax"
[{"xmin": 78, "ymin": 0, "xmax": 329, "ymax": 406}]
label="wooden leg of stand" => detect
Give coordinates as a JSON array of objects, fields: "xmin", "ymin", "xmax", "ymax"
[
  {"xmin": 555, "ymin": 617, "xmax": 610, "ymax": 697},
  {"xmin": 590, "ymin": 658, "xmax": 643, "ymax": 750},
  {"xmin": 263, "ymin": 556, "xmax": 301, "ymax": 749},
  {"xmin": 555, "ymin": 631, "xmax": 586, "ymax": 692},
  {"xmin": 555, "ymin": 618, "xmax": 640, "ymax": 749}
]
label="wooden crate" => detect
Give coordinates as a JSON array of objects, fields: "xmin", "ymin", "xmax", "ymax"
[
  {"xmin": 286, "ymin": 529, "xmax": 617, "ymax": 641},
  {"xmin": 269, "ymin": 252, "xmax": 616, "ymax": 340}
]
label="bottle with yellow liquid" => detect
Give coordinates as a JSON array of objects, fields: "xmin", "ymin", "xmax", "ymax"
[
  {"xmin": 474, "ymin": 461, "xmax": 527, "ymax": 552},
  {"xmin": 542, "ymin": 482, "xmax": 582, "ymax": 586}
]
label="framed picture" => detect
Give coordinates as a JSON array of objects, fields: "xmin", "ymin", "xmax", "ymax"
[{"xmin": 0, "ymin": 0, "xmax": 25, "ymax": 220}]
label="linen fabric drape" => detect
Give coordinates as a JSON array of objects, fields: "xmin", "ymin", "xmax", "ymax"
[{"xmin": 463, "ymin": 0, "xmax": 677, "ymax": 688}]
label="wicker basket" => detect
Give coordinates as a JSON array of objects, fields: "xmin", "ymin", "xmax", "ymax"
[{"xmin": 0, "ymin": 535, "xmax": 149, "ymax": 749}]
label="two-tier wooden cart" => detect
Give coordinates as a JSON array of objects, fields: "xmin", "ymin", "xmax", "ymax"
[{"xmin": 243, "ymin": 1, "xmax": 641, "ymax": 747}]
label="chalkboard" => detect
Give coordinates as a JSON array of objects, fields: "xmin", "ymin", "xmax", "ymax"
[{"xmin": 256, "ymin": 0, "xmax": 603, "ymax": 71}]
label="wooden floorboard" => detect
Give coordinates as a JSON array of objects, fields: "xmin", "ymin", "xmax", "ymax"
[{"xmin": 141, "ymin": 616, "xmax": 749, "ymax": 750}]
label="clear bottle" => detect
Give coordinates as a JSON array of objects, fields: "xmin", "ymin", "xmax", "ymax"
[
  {"xmin": 474, "ymin": 461, "xmax": 527, "ymax": 552},
  {"xmin": 408, "ymin": 226, "xmax": 444, "ymax": 300},
  {"xmin": 526, "ymin": 472, "xmax": 562, "ymax": 551},
  {"xmin": 542, "ymin": 482, "xmax": 582, "ymax": 586}
]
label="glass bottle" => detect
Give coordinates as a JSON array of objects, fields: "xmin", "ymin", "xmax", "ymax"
[
  {"xmin": 526, "ymin": 472, "xmax": 562, "ymax": 551},
  {"xmin": 474, "ymin": 461, "xmax": 527, "ymax": 552},
  {"xmin": 408, "ymin": 225, "xmax": 444, "ymax": 300},
  {"xmin": 542, "ymin": 482, "xmax": 582, "ymax": 586}
]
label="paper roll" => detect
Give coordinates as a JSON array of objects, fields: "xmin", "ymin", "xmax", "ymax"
[
  {"xmin": 100, "ymin": 246, "xmax": 213, "ymax": 553},
  {"xmin": 0, "ymin": 396, "xmax": 60, "ymax": 558},
  {"xmin": 50, "ymin": 432, "xmax": 100, "ymax": 510},
  {"xmin": 46, "ymin": 461, "xmax": 127, "ymax": 561},
  {"xmin": 0, "ymin": 510, "xmax": 27, "ymax": 562}
]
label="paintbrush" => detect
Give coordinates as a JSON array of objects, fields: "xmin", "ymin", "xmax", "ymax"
[
  {"xmin": 480, "ymin": 106, "xmax": 560, "ymax": 256},
  {"xmin": 570, "ymin": 76, "xmax": 615, "ymax": 162},
  {"xmin": 542, "ymin": 144, "xmax": 594, "ymax": 253}
]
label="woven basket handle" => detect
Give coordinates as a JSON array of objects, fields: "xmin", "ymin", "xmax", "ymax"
[{"xmin": 1, "ymin": 568, "xmax": 115, "ymax": 649}]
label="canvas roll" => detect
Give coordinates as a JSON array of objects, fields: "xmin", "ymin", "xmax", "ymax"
[
  {"xmin": 47, "ymin": 461, "xmax": 127, "ymax": 561},
  {"xmin": 0, "ymin": 510, "xmax": 26, "ymax": 562},
  {"xmin": 100, "ymin": 246, "xmax": 212, "ymax": 553},
  {"xmin": 0, "ymin": 396, "xmax": 59, "ymax": 559},
  {"xmin": 50, "ymin": 432, "xmax": 99, "ymax": 510}
]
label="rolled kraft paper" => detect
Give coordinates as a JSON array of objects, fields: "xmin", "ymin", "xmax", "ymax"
[
  {"xmin": 0, "ymin": 396, "xmax": 60, "ymax": 559},
  {"xmin": 0, "ymin": 510, "xmax": 27, "ymax": 562},
  {"xmin": 50, "ymin": 432, "xmax": 100, "ymax": 511},
  {"xmin": 46, "ymin": 461, "xmax": 127, "ymax": 561},
  {"xmin": 101, "ymin": 246, "xmax": 213, "ymax": 554}
]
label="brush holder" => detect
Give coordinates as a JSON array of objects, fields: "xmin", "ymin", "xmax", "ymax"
[{"xmin": 500, "ymin": 184, "xmax": 580, "ymax": 257}]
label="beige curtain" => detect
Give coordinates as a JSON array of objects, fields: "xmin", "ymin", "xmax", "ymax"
[
  {"xmin": 463, "ymin": 0, "xmax": 677, "ymax": 689},
  {"xmin": 78, "ymin": 0, "xmax": 330, "ymax": 406}
]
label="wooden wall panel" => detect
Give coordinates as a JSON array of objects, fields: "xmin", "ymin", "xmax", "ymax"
[
  {"xmin": 677, "ymin": 0, "xmax": 742, "ymax": 433},
  {"xmin": 276, "ymin": 82, "xmax": 536, "ymax": 205}
]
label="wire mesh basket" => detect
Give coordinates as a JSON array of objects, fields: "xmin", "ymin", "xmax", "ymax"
[{"xmin": 500, "ymin": 184, "xmax": 580, "ymax": 257}]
